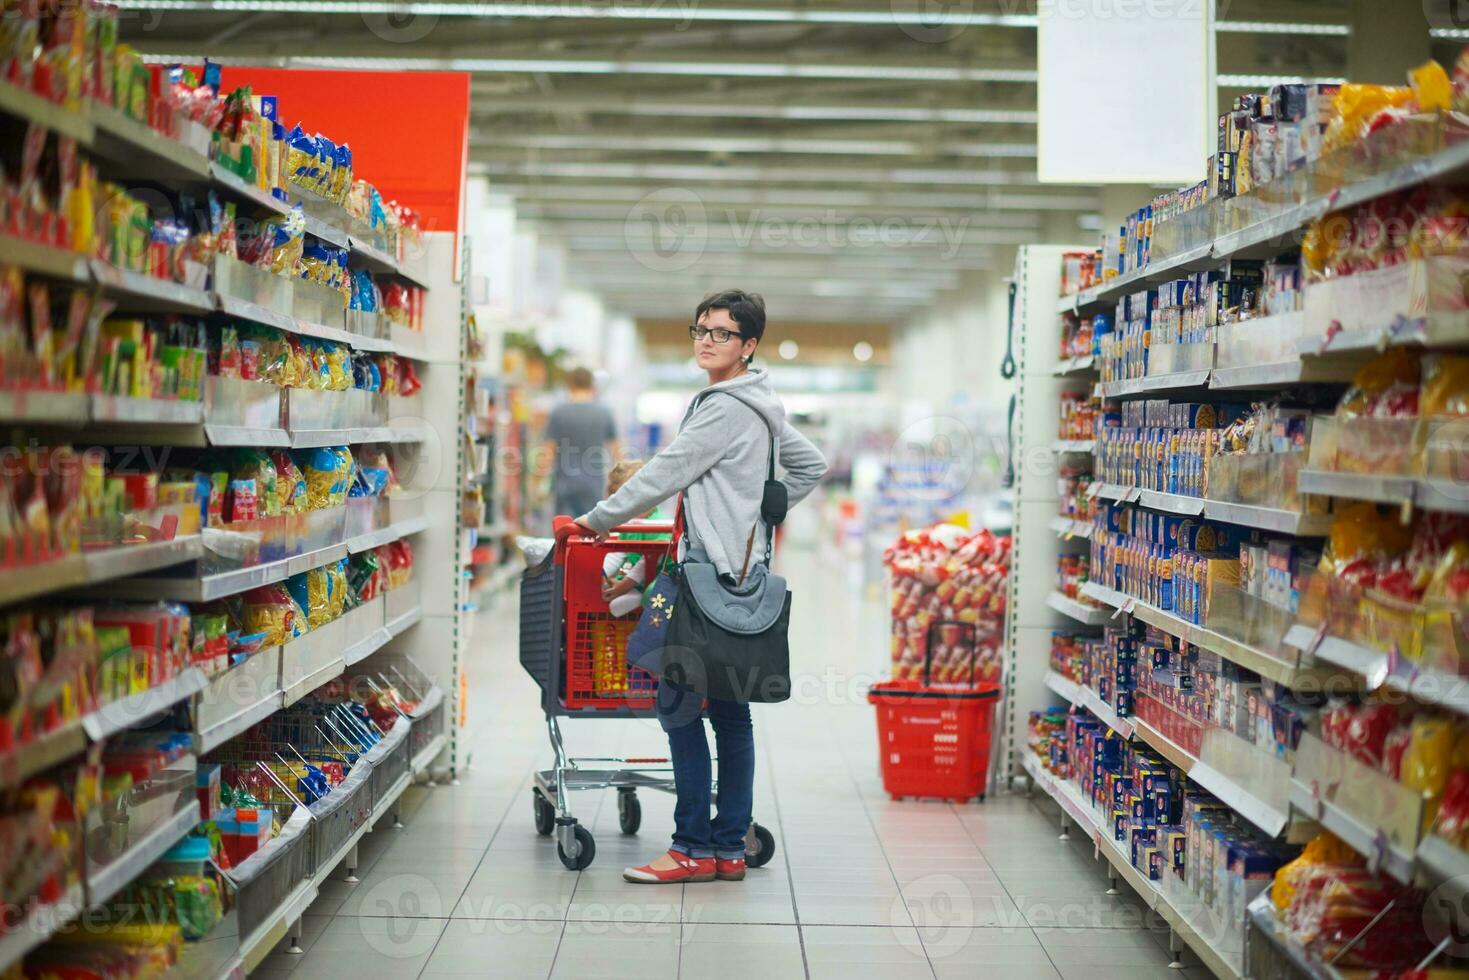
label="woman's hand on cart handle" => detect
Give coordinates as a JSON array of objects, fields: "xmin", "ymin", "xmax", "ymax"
[{"xmin": 557, "ymin": 517, "xmax": 607, "ymax": 546}]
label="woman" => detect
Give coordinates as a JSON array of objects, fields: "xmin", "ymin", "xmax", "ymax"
[{"xmin": 562, "ymin": 289, "xmax": 827, "ymax": 884}]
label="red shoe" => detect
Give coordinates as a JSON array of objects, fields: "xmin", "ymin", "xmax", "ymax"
[
  {"xmin": 623, "ymin": 851, "xmax": 715, "ymax": 884},
  {"xmin": 715, "ymin": 857, "xmax": 746, "ymax": 881}
]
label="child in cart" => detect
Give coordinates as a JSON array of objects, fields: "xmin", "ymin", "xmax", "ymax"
[{"xmin": 599, "ymin": 461, "xmax": 672, "ymax": 616}]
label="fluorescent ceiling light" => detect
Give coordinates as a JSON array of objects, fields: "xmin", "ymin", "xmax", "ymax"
[
  {"xmin": 140, "ymin": 52, "xmax": 1037, "ymax": 82},
  {"xmin": 117, "ymin": 0, "xmax": 1351, "ymax": 36},
  {"xmin": 475, "ymin": 100, "xmax": 1037, "ymax": 124},
  {"xmin": 115, "ymin": 0, "xmax": 1036, "ymax": 26},
  {"xmin": 1214, "ymin": 21, "xmax": 1349, "ymax": 36},
  {"xmin": 1431, "ymin": 28, "xmax": 1469, "ymax": 40},
  {"xmin": 481, "ymin": 134, "xmax": 1038, "ymax": 157},
  {"xmin": 472, "ymin": 160, "xmax": 1043, "ymax": 188},
  {"xmin": 1217, "ymin": 73, "xmax": 1347, "ymax": 86},
  {"xmin": 519, "ymin": 203, "xmax": 1040, "ymax": 228}
]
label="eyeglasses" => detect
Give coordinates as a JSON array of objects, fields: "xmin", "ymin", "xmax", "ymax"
[{"xmin": 689, "ymin": 324, "xmax": 744, "ymax": 345}]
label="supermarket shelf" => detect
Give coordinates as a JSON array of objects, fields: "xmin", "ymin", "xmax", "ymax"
[
  {"xmin": 1051, "ymin": 439, "xmax": 1095, "ymax": 454},
  {"xmin": 1189, "ymin": 756, "xmax": 1290, "ymax": 838},
  {"xmin": 0, "ymin": 722, "xmax": 87, "ymax": 791},
  {"xmin": 1298, "ymin": 469, "xmax": 1422, "ymax": 508},
  {"xmin": 1287, "ymin": 778, "xmax": 1416, "ymax": 884},
  {"xmin": 347, "ymin": 516, "xmax": 431, "ymax": 554},
  {"xmin": 211, "ymin": 163, "xmax": 289, "ymax": 216},
  {"xmin": 1045, "ymin": 591, "xmax": 1110, "ymax": 626},
  {"xmin": 1296, "ymin": 630, "xmax": 1469, "ymax": 715},
  {"xmin": 0, "ymin": 81, "xmax": 94, "ymax": 143},
  {"xmin": 1049, "ymin": 516, "xmax": 1092, "ymax": 540},
  {"xmin": 0, "ymin": 234, "xmax": 91, "ymax": 284},
  {"xmin": 163, "ymin": 910, "xmax": 243, "ymax": 980},
  {"xmin": 88, "ymin": 100, "xmax": 212, "ymax": 183},
  {"xmin": 1080, "ymin": 581, "xmax": 1305, "ymax": 687},
  {"xmin": 89, "ymin": 260, "xmax": 215, "ymax": 315},
  {"xmin": 1097, "ymin": 369, "xmax": 1212, "ymax": 399},
  {"xmin": 0, "ymin": 531, "xmax": 201, "ymax": 608},
  {"xmin": 1052, "ymin": 355, "xmax": 1096, "ymax": 376},
  {"xmin": 1019, "ymin": 751, "xmax": 1100, "ymax": 835},
  {"xmin": 1201, "ymin": 500, "xmax": 1334, "ymax": 537},
  {"xmin": 1209, "ymin": 357, "xmax": 1360, "ymax": 390},
  {"xmin": 1132, "ymin": 717, "xmax": 1198, "ymax": 773},
  {"xmin": 238, "ymin": 878, "xmax": 317, "ymax": 975},
  {"xmin": 1043, "ymin": 668, "xmax": 1082, "ymax": 705},
  {"xmin": 203, "ymin": 424, "xmax": 291, "ymax": 448},
  {"xmin": 412, "ymin": 733, "xmax": 447, "ymax": 775},
  {"xmin": 83, "ymin": 667, "xmax": 209, "ymax": 741},
  {"xmin": 347, "ymin": 235, "xmax": 400, "ymax": 277},
  {"xmin": 1088, "ymin": 482, "xmax": 1128, "ymax": 502},
  {"xmin": 0, "ymin": 388, "xmax": 90, "ymax": 424},
  {"xmin": 1089, "ymin": 483, "xmax": 1331, "ymax": 535},
  {"xmin": 1138, "ymin": 489, "xmax": 1206, "ymax": 516},
  {"xmin": 1246, "ymin": 893, "xmax": 1341, "ymax": 980},
  {"xmin": 83, "ymin": 536, "xmax": 203, "ymax": 583},
  {"xmin": 0, "ymin": 555, "xmax": 87, "ymax": 608},
  {"xmin": 1043, "ymin": 670, "xmax": 1134, "ymax": 738},
  {"xmin": 87, "ymin": 802, "xmax": 200, "ymax": 908},
  {"xmin": 90, "ymin": 395, "xmax": 205, "ymax": 425},
  {"xmin": 104, "ymin": 542, "xmax": 350, "ymax": 603},
  {"xmin": 0, "ymin": 883, "xmax": 84, "ymax": 974},
  {"xmin": 1020, "ymin": 752, "xmax": 1244, "ymax": 980},
  {"xmin": 1414, "ymin": 833, "xmax": 1469, "ymax": 893},
  {"xmin": 343, "ymin": 626, "xmax": 392, "ymax": 667},
  {"xmin": 1059, "ymin": 140, "xmax": 1469, "ymax": 319},
  {"xmin": 384, "ymin": 604, "xmax": 423, "ymax": 640},
  {"xmin": 194, "ymin": 690, "xmax": 284, "ymax": 756}
]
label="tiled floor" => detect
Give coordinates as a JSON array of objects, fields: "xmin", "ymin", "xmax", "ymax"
[{"xmin": 253, "ymin": 546, "xmax": 1219, "ymax": 979}]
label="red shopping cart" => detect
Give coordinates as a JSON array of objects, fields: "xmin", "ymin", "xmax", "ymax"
[
  {"xmin": 867, "ymin": 620, "xmax": 1002, "ymax": 803},
  {"xmin": 517, "ymin": 516, "xmax": 777, "ymax": 871}
]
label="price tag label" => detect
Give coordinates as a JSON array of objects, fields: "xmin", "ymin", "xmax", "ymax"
[
  {"xmin": 1309, "ymin": 779, "xmax": 1324, "ymax": 820},
  {"xmin": 1121, "ymin": 598, "xmax": 1136, "ymax": 615},
  {"xmin": 1367, "ymin": 829, "xmax": 1388, "ymax": 877},
  {"xmin": 1125, "ymin": 487, "xmax": 1142, "ymax": 504}
]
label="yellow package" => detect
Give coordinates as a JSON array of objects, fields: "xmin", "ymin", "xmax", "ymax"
[
  {"xmin": 1412, "ymin": 59, "xmax": 1452, "ymax": 115},
  {"xmin": 299, "ymin": 447, "xmax": 350, "ymax": 511},
  {"xmin": 1324, "ymin": 83, "xmax": 1414, "ymax": 153},
  {"xmin": 326, "ymin": 559, "xmax": 348, "ymax": 620},
  {"xmin": 306, "ymin": 567, "xmax": 331, "ymax": 630},
  {"xmin": 1421, "ymin": 354, "xmax": 1469, "ymax": 417},
  {"xmin": 1403, "ymin": 715, "xmax": 1457, "ymax": 833},
  {"xmin": 325, "ymin": 344, "xmax": 350, "ymax": 391},
  {"xmin": 1271, "ymin": 832, "xmax": 1362, "ymax": 913},
  {"xmin": 242, "ymin": 584, "xmax": 296, "ymax": 646},
  {"xmin": 1337, "ymin": 348, "xmax": 1421, "ymax": 418}
]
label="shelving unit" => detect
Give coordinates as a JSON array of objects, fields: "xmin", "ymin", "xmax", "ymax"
[
  {"xmin": 1020, "ymin": 754, "xmax": 1244, "ymax": 980},
  {"xmin": 0, "ymin": 75, "xmax": 470, "ymax": 976},
  {"xmin": 1044, "ymin": 591, "xmax": 1110, "ymax": 626},
  {"xmin": 1013, "ymin": 119, "xmax": 1469, "ymax": 980}
]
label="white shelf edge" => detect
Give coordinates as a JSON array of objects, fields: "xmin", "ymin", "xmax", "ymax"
[
  {"xmin": 84, "ymin": 667, "xmax": 209, "ymax": 740},
  {"xmin": 86, "ymin": 801, "xmax": 200, "ymax": 908},
  {"xmin": 412, "ymin": 733, "xmax": 447, "ymax": 775},
  {"xmin": 194, "ymin": 691, "xmax": 285, "ymax": 755},
  {"xmin": 1045, "ymin": 590, "xmax": 1109, "ymax": 626}
]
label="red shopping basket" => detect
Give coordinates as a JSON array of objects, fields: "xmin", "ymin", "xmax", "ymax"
[{"xmin": 867, "ymin": 620, "xmax": 1001, "ymax": 803}]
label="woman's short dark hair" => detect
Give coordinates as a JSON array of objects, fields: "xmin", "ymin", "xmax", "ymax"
[{"xmin": 696, "ymin": 290, "xmax": 766, "ymax": 345}]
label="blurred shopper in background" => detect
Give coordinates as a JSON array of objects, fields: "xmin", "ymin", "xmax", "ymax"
[{"xmin": 545, "ymin": 367, "xmax": 620, "ymax": 526}]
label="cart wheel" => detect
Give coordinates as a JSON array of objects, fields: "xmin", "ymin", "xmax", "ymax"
[
  {"xmin": 559, "ymin": 824, "xmax": 596, "ymax": 870},
  {"xmin": 617, "ymin": 791, "xmax": 642, "ymax": 835},
  {"xmin": 532, "ymin": 792, "xmax": 554, "ymax": 837},
  {"xmin": 745, "ymin": 822, "xmax": 776, "ymax": 869}
]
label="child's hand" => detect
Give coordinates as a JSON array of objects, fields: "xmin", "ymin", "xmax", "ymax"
[{"xmin": 602, "ymin": 577, "xmax": 638, "ymax": 603}]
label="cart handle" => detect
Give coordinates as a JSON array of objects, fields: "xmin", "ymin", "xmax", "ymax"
[{"xmin": 553, "ymin": 515, "xmax": 676, "ymax": 564}]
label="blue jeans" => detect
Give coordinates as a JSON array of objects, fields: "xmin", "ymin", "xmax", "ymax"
[{"xmin": 657, "ymin": 684, "xmax": 753, "ymax": 861}]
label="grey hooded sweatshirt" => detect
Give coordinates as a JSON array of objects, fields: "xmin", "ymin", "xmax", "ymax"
[{"xmin": 583, "ymin": 368, "xmax": 828, "ymax": 579}]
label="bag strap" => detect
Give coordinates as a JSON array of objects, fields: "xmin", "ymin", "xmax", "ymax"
[{"xmin": 679, "ymin": 388, "xmax": 780, "ymax": 580}]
